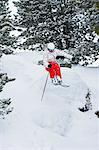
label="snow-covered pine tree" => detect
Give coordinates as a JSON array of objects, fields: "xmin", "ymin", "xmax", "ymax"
[
  {"xmin": 69, "ymin": 0, "xmax": 99, "ymax": 65},
  {"xmin": 0, "ymin": 0, "xmax": 15, "ymax": 55},
  {"xmin": 14, "ymin": 0, "xmax": 98, "ymax": 65},
  {"xmin": 0, "ymin": 73, "xmax": 14, "ymax": 119},
  {"xmin": 0, "ymin": 98, "xmax": 13, "ymax": 119},
  {"xmin": 14, "ymin": 0, "xmax": 74, "ymax": 50},
  {"xmin": 0, "ymin": 0, "xmax": 15, "ymax": 118}
]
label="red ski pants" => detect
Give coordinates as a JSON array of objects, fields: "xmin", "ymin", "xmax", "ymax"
[{"xmin": 46, "ymin": 61, "xmax": 62, "ymax": 79}]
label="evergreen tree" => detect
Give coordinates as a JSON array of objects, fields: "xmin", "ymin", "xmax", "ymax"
[
  {"xmin": 14, "ymin": 0, "xmax": 73, "ymax": 49},
  {"xmin": 0, "ymin": 0, "xmax": 15, "ymax": 55},
  {"xmin": 0, "ymin": 1, "xmax": 15, "ymax": 118},
  {"xmin": 15, "ymin": 0, "xmax": 99, "ymax": 64},
  {"xmin": 69, "ymin": 0, "xmax": 99, "ymax": 64}
]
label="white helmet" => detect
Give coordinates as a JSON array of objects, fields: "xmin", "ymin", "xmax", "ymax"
[{"xmin": 47, "ymin": 42, "xmax": 55, "ymax": 52}]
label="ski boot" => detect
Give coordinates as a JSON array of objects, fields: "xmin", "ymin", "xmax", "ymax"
[
  {"xmin": 56, "ymin": 76, "xmax": 62, "ymax": 85},
  {"xmin": 51, "ymin": 78, "xmax": 58, "ymax": 85}
]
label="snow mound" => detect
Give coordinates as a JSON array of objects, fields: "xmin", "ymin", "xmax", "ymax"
[{"xmin": 0, "ymin": 51, "xmax": 97, "ymax": 150}]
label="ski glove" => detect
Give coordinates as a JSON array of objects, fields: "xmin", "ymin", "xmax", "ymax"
[{"xmin": 48, "ymin": 64, "xmax": 52, "ymax": 68}]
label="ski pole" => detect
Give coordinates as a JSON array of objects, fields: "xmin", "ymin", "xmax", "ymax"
[{"xmin": 41, "ymin": 73, "xmax": 49, "ymax": 102}]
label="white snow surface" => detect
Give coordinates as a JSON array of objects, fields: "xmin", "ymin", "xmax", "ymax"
[
  {"xmin": 9, "ymin": 0, "xmax": 18, "ymax": 18},
  {"xmin": 0, "ymin": 51, "xmax": 99, "ymax": 150},
  {"xmin": 87, "ymin": 58, "xmax": 99, "ymax": 68}
]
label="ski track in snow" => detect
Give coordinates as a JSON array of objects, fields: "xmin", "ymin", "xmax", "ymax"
[{"xmin": 0, "ymin": 52, "xmax": 98, "ymax": 150}]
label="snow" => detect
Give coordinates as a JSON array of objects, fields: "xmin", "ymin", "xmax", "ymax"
[
  {"xmin": 72, "ymin": 65, "xmax": 99, "ymax": 111},
  {"xmin": 0, "ymin": 51, "xmax": 99, "ymax": 150},
  {"xmin": 85, "ymin": 33, "xmax": 93, "ymax": 41},
  {"xmin": 0, "ymin": 14, "xmax": 5, "ymax": 20},
  {"xmin": 87, "ymin": 58, "xmax": 99, "ymax": 68},
  {"xmin": 93, "ymin": 32, "xmax": 99, "ymax": 43},
  {"xmin": 10, "ymin": 30, "xmax": 21, "ymax": 37},
  {"xmin": 85, "ymin": 32, "xmax": 99, "ymax": 43},
  {"xmin": 9, "ymin": 0, "xmax": 18, "ymax": 18}
]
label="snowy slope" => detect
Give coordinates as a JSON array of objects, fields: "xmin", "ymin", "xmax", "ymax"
[
  {"xmin": 73, "ymin": 65, "xmax": 99, "ymax": 111},
  {"xmin": 0, "ymin": 51, "xmax": 98, "ymax": 150}
]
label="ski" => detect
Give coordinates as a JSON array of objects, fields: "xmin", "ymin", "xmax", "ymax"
[
  {"xmin": 60, "ymin": 84, "xmax": 70, "ymax": 87},
  {"xmin": 53, "ymin": 83, "xmax": 70, "ymax": 87}
]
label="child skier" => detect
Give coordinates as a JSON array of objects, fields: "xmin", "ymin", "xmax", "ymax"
[{"xmin": 43, "ymin": 42, "xmax": 72, "ymax": 84}]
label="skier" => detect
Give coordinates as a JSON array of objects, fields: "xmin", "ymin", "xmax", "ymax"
[{"xmin": 43, "ymin": 42, "xmax": 72, "ymax": 85}]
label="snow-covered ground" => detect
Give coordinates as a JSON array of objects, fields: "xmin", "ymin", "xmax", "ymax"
[
  {"xmin": 72, "ymin": 65, "xmax": 99, "ymax": 111},
  {"xmin": 0, "ymin": 51, "xmax": 99, "ymax": 150}
]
